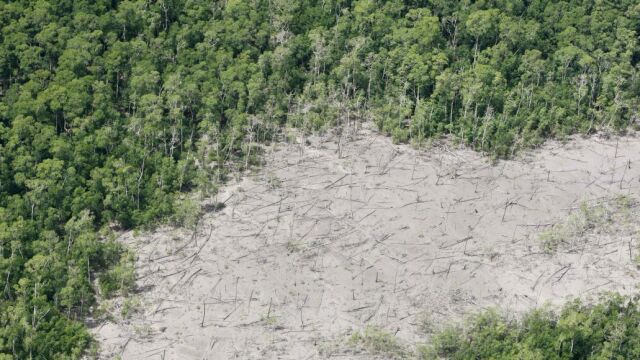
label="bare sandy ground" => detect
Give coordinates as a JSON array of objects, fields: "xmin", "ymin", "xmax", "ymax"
[{"xmin": 92, "ymin": 125, "xmax": 640, "ymax": 359}]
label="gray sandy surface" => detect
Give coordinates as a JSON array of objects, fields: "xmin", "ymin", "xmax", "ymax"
[{"xmin": 92, "ymin": 125, "xmax": 640, "ymax": 359}]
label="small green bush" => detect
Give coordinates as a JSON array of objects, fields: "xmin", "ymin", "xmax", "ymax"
[
  {"xmin": 170, "ymin": 198, "xmax": 202, "ymax": 229},
  {"xmin": 349, "ymin": 326, "xmax": 408, "ymax": 359}
]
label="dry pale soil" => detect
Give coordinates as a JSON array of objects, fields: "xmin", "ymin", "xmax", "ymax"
[{"xmin": 92, "ymin": 124, "xmax": 640, "ymax": 359}]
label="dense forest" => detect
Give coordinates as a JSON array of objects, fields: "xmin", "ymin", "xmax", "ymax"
[{"xmin": 1, "ymin": 0, "xmax": 639, "ymax": 358}]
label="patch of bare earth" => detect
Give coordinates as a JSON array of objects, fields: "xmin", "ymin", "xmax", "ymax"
[{"xmin": 92, "ymin": 125, "xmax": 640, "ymax": 359}]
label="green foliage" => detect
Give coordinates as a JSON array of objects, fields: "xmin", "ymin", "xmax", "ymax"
[
  {"xmin": 170, "ymin": 197, "xmax": 201, "ymax": 229},
  {"xmin": 426, "ymin": 295, "xmax": 640, "ymax": 360},
  {"xmin": 349, "ymin": 326, "xmax": 408, "ymax": 359},
  {"xmin": 98, "ymin": 251, "xmax": 135, "ymax": 298},
  {"xmin": 120, "ymin": 296, "xmax": 141, "ymax": 320},
  {"xmin": 539, "ymin": 196, "xmax": 636, "ymax": 253}
]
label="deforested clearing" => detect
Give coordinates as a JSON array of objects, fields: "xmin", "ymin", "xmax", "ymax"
[{"xmin": 93, "ymin": 126, "xmax": 640, "ymax": 359}]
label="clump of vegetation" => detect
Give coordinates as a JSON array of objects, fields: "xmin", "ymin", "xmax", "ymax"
[
  {"xmin": 98, "ymin": 250, "xmax": 135, "ymax": 298},
  {"xmin": 539, "ymin": 196, "xmax": 637, "ymax": 253},
  {"xmin": 286, "ymin": 239, "xmax": 302, "ymax": 253},
  {"xmin": 260, "ymin": 313, "xmax": 279, "ymax": 327},
  {"xmin": 120, "ymin": 296, "xmax": 142, "ymax": 320},
  {"xmin": 202, "ymin": 201, "xmax": 226, "ymax": 213},
  {"xmin": 170, "ymin": 197, "xmax": 202, "ymax": 229},
  {"xmin": 423, "ymin": 294, "xmax": 640, "ymax": 360},
  {"xmin": 348, "ymin": 326, "xmax": 408, "ymax": 359},
  {"xmin": 267, "ymin": 173, "xmax": 282, "ymax": 189},
  {"xmin": 417, "ymin": 313, "xmax": 436, "ymax": 335},
  {"xmin": 133, "ymin": 324, "xmax": 154, "ymax": 339}
]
